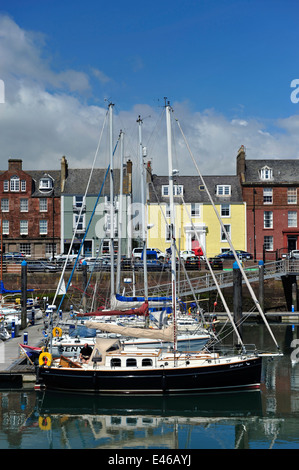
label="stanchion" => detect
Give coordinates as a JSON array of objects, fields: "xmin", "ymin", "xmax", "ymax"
[
  {"xmin": 23, "ymin": 332, "xmax": 28, "ymax": 345},
  {"xmin": 11, "ymin": 320, "xmax": 15, "ymax": 338}
]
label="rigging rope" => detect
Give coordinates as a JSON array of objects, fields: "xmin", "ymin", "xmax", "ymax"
[{"xmin": 174, "ymin": 114, "xmax": 280, "ymax": 352}]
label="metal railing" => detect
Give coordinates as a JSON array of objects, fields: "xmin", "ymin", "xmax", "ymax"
[{"xmin": 140, "ymin": 259, "xmax": 297, "ymax": 298}]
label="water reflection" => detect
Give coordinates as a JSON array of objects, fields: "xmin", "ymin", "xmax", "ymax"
[{"xmin": 1, "ymin": 325, "xmax": 299, "ymax": 449}]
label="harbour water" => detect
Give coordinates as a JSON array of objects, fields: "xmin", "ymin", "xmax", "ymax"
[{"xmin": 1, "ymin": 324, "xmax": 299, "ymax": 451}]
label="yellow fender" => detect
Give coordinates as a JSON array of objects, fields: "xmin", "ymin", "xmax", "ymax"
[
  {"xmin": 39, "ymin": 416, "xmax": 52, "ymax": 431},
  {"xmin": 52, "ymin": 327, "xmax": 62, "ymax": 337},
  {"xmin": 39, "ymin": 352, "xmax": 52, "ymax": 367}
]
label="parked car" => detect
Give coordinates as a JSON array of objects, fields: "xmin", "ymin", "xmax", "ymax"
[
  {"xmin": 216, "ymin": 250, "xmax": 252, "ymax": 260},
  {"xmin": 132, "ymin": 248, "xmax": 143, "ymax": 259},
  {"xmin": 3, "ymin": 252, "xmax": 26, "ymax": 261},
  {"xmin": 205, "ymin": 257, "xmax": 223, "ymax": 270},
  {"xmin": 26, "ymin": 260, "xmax": 58, "ymax": 272},
  {"xmin": 149, "ymin": 248, "xmax": 165, "ymax": 260},
  {"xmin": 290, "ymin": 250, "xmax": 299, "ymax": 259},
  {"xmin": 184, "ymin": 256, "xmax": 201, "ymax": 270},
  {"xmin": 180, "ymin": 250, "xmax": 196, "ymax": 261}
]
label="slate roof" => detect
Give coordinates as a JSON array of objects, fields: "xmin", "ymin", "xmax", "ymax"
[
  {"xmin": 62, "ymin": 168, "xmax": 120, "ymax": 196},
  {"xmin": 27, "ymin": 170, "xmax": 61, "ymax": 197},
  {"xmin": 243, "ymin": 159, "xmax": 299, "ymax": 184},
  {"xmin": 149, "ymin": 174, "xmax": 243, "ymax": 204}
]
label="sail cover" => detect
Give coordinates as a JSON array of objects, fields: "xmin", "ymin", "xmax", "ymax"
[
  {"xmin": 77, "ymin": 301, "xmax": 149, "ymax": 317},
  {"xmin": 85, "ymin": 320, "xmax": 174, "ymax": 342},
  {"xmin": 110, "ymin": 294, "xmax": 171, "ymax": 310}
]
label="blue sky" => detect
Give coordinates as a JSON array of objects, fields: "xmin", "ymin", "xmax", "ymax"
[{"xmin": 0, "ymin": 0, "xmax": 299, "ymax": 177}]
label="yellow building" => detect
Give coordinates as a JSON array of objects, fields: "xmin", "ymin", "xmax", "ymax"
[{"xmin": 147, "ymin": 173, "xmax": 247, "ymax": 258}]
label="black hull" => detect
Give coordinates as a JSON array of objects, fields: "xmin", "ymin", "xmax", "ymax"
[{"xmin": 37, "ymin": 356, "xmax": 262, "ymax": 395}]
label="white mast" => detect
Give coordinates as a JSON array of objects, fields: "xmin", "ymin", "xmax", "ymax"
[
  {"xmin": 116, "ymin": 130, "xmax": 124, "ymax": 293},
  {"xmin": 137, "ymin": 115, "xmax": 148, "ymax": 303},
  {"xmin": 166, "ymin": 101, "xmax": 177, "ymax": 352},
  {"xmin": 109, "ymin": 102, "xmax": 115, "ymax": 303}
]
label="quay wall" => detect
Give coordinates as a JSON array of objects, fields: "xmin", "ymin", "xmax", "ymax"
[{"xmin": 1, "ymin": 271, "xmax": 289, "ymax": 313}]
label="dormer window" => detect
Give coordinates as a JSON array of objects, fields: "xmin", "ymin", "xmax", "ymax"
[
  {"xmin": 260, "ymin": 166, "xmax": 273, "ymax": 180},
  {"xmin": 216, "ymin": 185, "xmax": 231, "ymax": 196},
  {"xmin": 162, "ymin": 184, "xmax": 183, "ymax": 196},
  {"xmin": 39, "ymin": 176, "xmax": 53, "ymax": 191}
]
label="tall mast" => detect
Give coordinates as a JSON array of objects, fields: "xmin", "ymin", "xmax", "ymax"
[
  {"xmin": 109, "ymin": 102, "xmax": 115, "ymax": 303},
  {"xmin": 166, "ymin": 101, "xmax": 177, "ymax": 352},
  {"xmin": 137, "ymin": 115, "xmax": 148, "ymax": 302},
  {"xmin": 116, "ymin": 130, "xmax": 124, "ymax": 293}
]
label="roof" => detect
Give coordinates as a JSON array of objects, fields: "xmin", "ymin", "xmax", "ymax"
[
  {"xmin": 148, "ymin": 174, "xmax": 243, "ymax": 204},
  {"xmin": 27, "ymin": 170, "xmax": 61, "ymax": 197},
  {"xmin": 243, "ymin": 159, "xmax": 299, "ymax": 184},
  {"xmin": 62, "ymin": 168, "xmax": 121, "ymax": 196}
]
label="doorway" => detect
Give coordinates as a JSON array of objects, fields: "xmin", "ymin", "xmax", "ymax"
[{"xmin": 287, "ymin": 235, "xmax": 297, "ymax": 252}]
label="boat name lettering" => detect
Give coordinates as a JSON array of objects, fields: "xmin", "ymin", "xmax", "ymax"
[
  {"xmin": 229, "ymin": 363, "xmax": 244, "ymax": 368},
  {"xmin": 61, "ymin": 346, "xmax": 80, "ymax": 352}
]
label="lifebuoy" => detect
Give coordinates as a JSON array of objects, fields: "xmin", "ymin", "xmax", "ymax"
[
  {"xmin": 39, "ymin": 416, "xmax": 51, "ymax": 431},
  {"xmin": 52, "ymin": 327, "xmax": 62, "ymax": 337},
  {"xmin": 39, "ymin": 352, "xmax": 52, "ymax": 366}
]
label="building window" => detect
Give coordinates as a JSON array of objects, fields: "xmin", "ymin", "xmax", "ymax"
[
  {"xmin": 162, "ymin": 185, "xmax": 169, "ymax": 196},
  {"xmin": 165, "ymin": 203, "xmax": 170, "ymax": 218},
  {"xmin": 166, "ymin": 224, "xmax": 171, "ymax": 242},
  {"xmin": 260, "ymin": 166, "xmax": 273, "ymax": 180},
  {"xmin": 39, "ymin": 198, "xmax": 48, "ymax": 212},
  {"xmin": 263, "ymin": 188, "xmax": 273, "ymax": 204},
  {"xmin": 191, "ymin": 203, "xmax": 200, "ymax": 217},
  {"xmin": 288, "ymin": 188, "xmax": 297, "ymax": 204},
  {"xmin": 264, "ymin": 236, "xmax": 273, "ymax": 251},
  {"xmin": 46, "ymin": 243, "xmax": 57, "ymax": 257},
  {"xmin": 20, "ymin": 243, "xmax": 31, "ymax": 256},
  {"xmin": 1, "ymin": 199, "xmax": 9, "ymax": 212},
  {"xmin": 2, "ymin": 220, "xmax": 9, "ymax": 235},
  {"xmin": 10, "ymin": 176, "xmax": 20, "ymax": 192},
  {"xmin": 162, "ymin": 185, "xmax": 183, "ymax": 196},
  {"xmin": 221, "ymin": 224, "xmax": 231, "ymax": 241},
  {"xmin": 21, "ymin": 180, "xmax": 26, "ymax": 192},
  {"xmin": 216, "ymin": 185, "xmax": 231, "ymax": 196},
  {"xmin": 74, "ymin": 214, "xmax": 85, "ymax": 232},
  {"xmin": 39, "ymin": 220, "xmax": 48, "ymax": 235},
  {"xmin": 39, "ymin": 177, "xmax": 53, "ymax": 191},
  {"xmin": 73, "ymin": 195, "xmax": 85, "ymax": 209},
  {"xmin": 20, "ymin": 198, "xmax": 28, "ymax": 212},
  {"xmin": 221, "ymin": 204, "xmax": 230, "ymax": 217},
  {"xmin": 288, "ymin": 211, "xmax": 297, "ymax": 227},
  {"xmin": 264, "ymin": 211, "xmax": 273, "ymax": 228},
  {"xmin": 20, "ymin": 220, "xmax": 28, "ymax": 235},
  {"xmin": 3, "ymin": 181, "xmax": 8, "ymax": 192}
]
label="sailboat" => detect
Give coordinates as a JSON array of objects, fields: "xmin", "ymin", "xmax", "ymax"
[{"xmin": 35, "ymin": 102, "xmax": 281, "ymax": 395}]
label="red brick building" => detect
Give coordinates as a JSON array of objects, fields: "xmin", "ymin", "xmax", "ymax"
[
  {"xmin": 0, "ymin": 159, "xmax": 61, "ymax": 258},
  {"xmin": 237, "ymin": 146, "xmax": 299, "ymax": 261}
]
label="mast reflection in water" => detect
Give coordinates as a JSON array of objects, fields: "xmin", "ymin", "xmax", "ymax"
[{"xmin": 1, "ymin": 325, "xmax": 299, "ymax": 449}]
